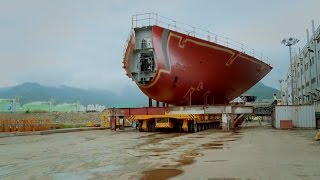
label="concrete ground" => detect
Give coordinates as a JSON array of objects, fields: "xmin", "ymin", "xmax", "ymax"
[{"xmin": 0, "ymin": 122, "xmax": 319, "ymax": 180}]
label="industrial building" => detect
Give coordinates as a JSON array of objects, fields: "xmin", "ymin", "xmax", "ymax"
[
  {"xmin": 0, "ymin": 98, "xmax": 22, "ymax": 112},
  {"xmin": 281, "ymin": 21, "xmax": 320, "ymax": 106},
  {"xmin": 0, "ymin": 99, "xmax": 105, "ymax": 113}
]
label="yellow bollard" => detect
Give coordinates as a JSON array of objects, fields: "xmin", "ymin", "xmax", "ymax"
[{"xmin": 182, "ymin": 119, "xmax": 189, "ymax": 132}]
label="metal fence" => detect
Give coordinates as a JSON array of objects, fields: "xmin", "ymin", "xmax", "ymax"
[
  {"xmin": 124, "ymin": 12, "xmax": 271, "ymax": 65},
  {"xmin": 0, "ymin": 115, "xmax": 51, "ymax": 132}
]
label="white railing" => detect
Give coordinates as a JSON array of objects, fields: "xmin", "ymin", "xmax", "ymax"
[{"xmin": 125, "ymin": 12, "xmax": 271, "ymax": 65}]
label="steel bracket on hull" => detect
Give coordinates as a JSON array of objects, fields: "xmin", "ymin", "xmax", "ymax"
[
  {"xmin": 203, "ymin": 91, "xmax": 211, "ymax": 106},
  {"xmin": 226, "ymin": 52, "xmax": 241, "ymax": 66},
  {"xmin": 184, "ymin": 87, "xmax": 195, "ymax": 106}
]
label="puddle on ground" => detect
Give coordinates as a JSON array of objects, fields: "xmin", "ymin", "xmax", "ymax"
[
  {"xmin": 202, "ymin": 143, "xmax": 223, "ymax": 147},
  {"xmin": 141, "ymin": 169, "xmax": 183, "ymax": 180},
  {"xmin": 169, "ymin": 142, "xmax": 189, "ymax": 146},
  {"xmin": 211, "ymin": 140, "xmax": 224, "ymax": 143},
  {"xmin": 188, "ymin": 136, "xmax": 205, "ymax": 138},
  {"xmin": 138, "ymin": 133, "xmax": 186, "ymax": 146},
  {"xmin": 202, "ymin": 143, "xmax": 224, "ymax": 149}
]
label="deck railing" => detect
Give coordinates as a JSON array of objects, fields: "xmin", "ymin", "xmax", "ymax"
[{"xmin": 123, "ymin": 12, "xmax": 271, "ymax": 65}]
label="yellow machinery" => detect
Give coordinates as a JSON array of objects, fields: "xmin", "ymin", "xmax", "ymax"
[{"xmin": 131, "ymin": 114, "xmax": 221, "ymax": 132}]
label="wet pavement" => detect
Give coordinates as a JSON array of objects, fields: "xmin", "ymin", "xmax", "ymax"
[{"xmin": 0, "ymin": 122, "xmax": 319, "ymax": 180}]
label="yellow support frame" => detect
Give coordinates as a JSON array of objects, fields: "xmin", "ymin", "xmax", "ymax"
[{"xmin": 132, "ymin": 114, "xmax": 197, "ymax": 120}]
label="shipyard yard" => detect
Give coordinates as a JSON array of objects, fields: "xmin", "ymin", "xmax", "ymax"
[{"xmin": 0, "ymin": 122, "xmax": 319, "ymax": 180}]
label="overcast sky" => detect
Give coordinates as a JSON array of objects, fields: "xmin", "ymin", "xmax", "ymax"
[{"xmin": 0, "ymin": 0, "xmax": 319, "ymax": 93}]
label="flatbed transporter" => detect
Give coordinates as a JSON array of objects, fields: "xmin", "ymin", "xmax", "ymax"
[{"xmin": 103, "ymin": 104, "xmax": 254, "ymax": 132}]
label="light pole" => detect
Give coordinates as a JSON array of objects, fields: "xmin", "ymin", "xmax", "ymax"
[
  {"xmin": 281, "ymin": 37, "xmax": 299, "ymax": 105},
  {"xmin": 278, "ymin": 79, "xmax": 284, "ymax": 104}
]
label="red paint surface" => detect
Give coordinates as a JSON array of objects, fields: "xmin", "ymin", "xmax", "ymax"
[
  {"xmin": 280, "ymin": 120, "xmax": 293, "ymax": 129},
  {"xmin": 125, "ymin": 26, "xmax": 272, "ymax": 105}
]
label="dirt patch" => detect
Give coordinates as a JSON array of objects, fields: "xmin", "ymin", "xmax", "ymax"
[
  {"xmin": 141, "ymin": 169, "xmax": 183, "ymax": 180},
  {"xmin": 228, "ymin": 134, "xmax": 242, "ymax": 137},
  {"xmin": 139, "ymin": 133, "xmax": 158, "ymax": 138},
  {"xmin": 233, "ymin": 131, "xmax": 242, "ymax": 134},
  {"xmin": 225, "ymin": 139, "xmax": 237, "ymax": 141},
  {"xmin": 202, "ymin": 143, "xmax": 223, "ymax": 147},
  {"xmin": 181, "ymin": 151, "xmax": 203, "ymax": 158},
  {"xmin": 176, "ymin": 159, "xmax": 195, "ymax": 166},
  {"xmin": 138, "ymin": 137, "xmax": 163, "ymax": 146},
  {"xmin": 202, "ymin": 143, "xmax": 224, "ymax": 149},
  {"xmin": 169, "ymin": 142, "xmax": 189, "ymax": 146},
  {"xmin": 205, "ymin": 146, "xmax": 223, "ymax": 149}
]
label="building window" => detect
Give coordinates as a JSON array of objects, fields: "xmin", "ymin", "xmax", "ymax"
[
  {"xmin": 312, "ymin": 77, "xmax": 316, "ymax": 84},
  {"xmin": 306, "ymin": 81, "xmax": 310, "ymax": 87}
]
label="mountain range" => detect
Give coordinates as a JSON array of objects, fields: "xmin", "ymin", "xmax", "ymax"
[{"xmin": 0, "ymin": 82, "xmax": 278, "ymax": 106}]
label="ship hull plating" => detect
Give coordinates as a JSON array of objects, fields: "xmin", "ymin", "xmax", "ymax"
[{"xmin": 124, "ymin": 26, "xmax": 272, "ymax": 105}]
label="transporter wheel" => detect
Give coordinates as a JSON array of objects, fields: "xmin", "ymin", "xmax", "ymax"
[
  {"xmin": 177, "ymin": 120, "xmax": 183, "ymax": 132},
  {"xmin": 138, "ymin": 121, "xmax": 144, "ymax": 132},
  {"xmin": 147, "ymin": 120, "xmax": 156, "ymax": 132},
  {"xmin": 188, "ymin": 123, "xmax": 192, "ymax": 133},
  {"xmin": 193, "ymin": 123, "xmax": 198, "ymax": 133}
]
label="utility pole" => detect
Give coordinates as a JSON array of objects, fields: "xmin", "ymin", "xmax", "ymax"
[{"xmin": 281, "ymin": 37, "xmax": 299, "ymax": 105}]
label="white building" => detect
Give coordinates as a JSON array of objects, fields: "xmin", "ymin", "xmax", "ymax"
[{"xmin": 282, "ymin": 21, "xmax": 320, "ymax": 105}]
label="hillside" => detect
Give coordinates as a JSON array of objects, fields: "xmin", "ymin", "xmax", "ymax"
[
  {"xmin": 243, "ymin": 82, "xmax": 278, "ymax": 100},
  {"xmin": 0, "ymin": 82, "xmax": 278, "ymax": 106},
  {"xmin": 0, "ymin": 82, "xmax": 147, "ymax": 106}
]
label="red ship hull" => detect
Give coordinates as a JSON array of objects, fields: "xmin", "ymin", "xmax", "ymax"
[{"xmin": 124, "ymin": 26, "xmax": 272, "ymax": 105}]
